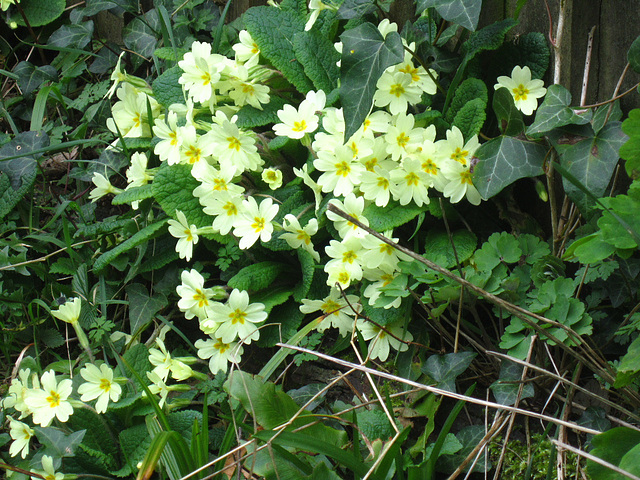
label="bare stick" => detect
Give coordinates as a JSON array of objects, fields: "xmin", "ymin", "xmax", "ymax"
[{"xmin": 580, "ymin": 26, "xmax": 596, "ymax": 107}]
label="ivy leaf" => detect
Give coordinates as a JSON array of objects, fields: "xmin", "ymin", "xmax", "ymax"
[
  {"xmin": 527, "ymin": 85, "xmax": 592, "ymax": 136},
  {"xmin": 422, "ymin": 351, "xmax": 476, "ymax": 393},
  {"xmin": 587, "ymin": 428, "xmax": 640, "ymax": 480},
  {"xmin": 492, "ymin": 87, "xmax": 525, "ymax": 136},
  {"xmin": 557, "ymin": 122, "xmax": 628, "ymax": 213},
  {"xmin": 416, "ymin": 0, "xmax": 482, "ymax": 31},
  {"xmin": 13, "ymin": 62, "xmax": 58, "ymax": 96},
  {"xmin": 452, "ymin": 97, "xmax": 486, "ymax": 141},
  {"xmin": 8, "ymin": 0, "xmax": 65, "ymax": 26},
  {"xmin": 337, "ymin": 0, "xmax": 376, "ymax": 19},
  {"xmin": 445, "ymin": 77, "xmax": 487, "ymax": 124},
  {"xmin": 628, "ymin": 34, "xmax": 640, "ymax": 73},
  {"xmin": 293, "ymin": 30, "xmax": 340, "ymax": 93},
  {"xmin": 152, "ymin": 67, "xmax": 185, "ymax": 108},
  {"xmin": 340, "ymin": 22, "xmax": 404, "ymax": 141},
  {"xmin": 48, "ymin": 21, "xmax": 94, "ymax": 49},
  {"xmin": 228, "ymin": 262, "xmax": 290, "ymax": 292},
  {"xmin": 490, "ymin": 360, "xmax": 535, "ymax": 406},
  {"xmin": 244, "ymin": 6, "xmax": 314, "ymax": 94},
  {"xmin": 35, "ymin": 427, "xmax": 85, "ymax": 458},
  {"xmin": 472, "ymin": 136, "xmax": 547, "ymax": 199},
  {"xmin": 123, "ymin": 9, "xmax": 159, "ymax": 62}
]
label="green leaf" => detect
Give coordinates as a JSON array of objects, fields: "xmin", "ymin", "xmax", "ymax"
[
  {"xmin": 235, "ymin": 96, "xmax": 288, "ymax": 129},
  {"xmin": 422, "ymin": 351, "xmax": 476, "ymax": 392},
  {"xmin": 587, "ymin": 427, "xmax": 640, "ymax": 480},
  {"xmin": 527, "ymin": 84, "xmax": 592, "ymax": 136},
  {"xmin": 473, "ymin": 232, "xmax": 522, "ymax": 271},
  {"xmin": 154, "ymin": 47, "xmax": 188, "ymax": 61},
  {"xmin": 628, "ymin": 35, "xmax": 640, "ymax": 73},
  {"xmin": 48, "ymin": 21, "xmax": 94, "ymax": 49},
  {"xmin": 126, "ymin": 283, "xmax": 167, "ymax": 336},
  {"xmin": 122, "ymin": 343, "xmax": 152, "ymax": 388},
  {"xmin": 152, "ymin": 66, "xmax": 185, "ymax": 108},
  {"xmin": 340, "ymin": 22, "xmax": 404, "ymax": 141},
  {"xmin": 358, "ymin": 409, "xmax": 396, "ymax": 441},
  {"xmin": 492, "ymin": 87, "xmax": 525, "ymax": 135},
  {"xmin": 9, "ymin": 0, "xmax": 65, "ymax": 26},
  {"xmin": 123, "ymin": 9, "xmax": 159, "ymax": 61},
  {"xmin": 118, "ymin": 424, "xmax": 153, "ymax": 476},
  {"xmin": 618, "ymin": 335, "xmax": 640, "ymax": 376},
  {"xmin": 423, "ymin": 229, "xmax": 477, "ymax": 268},
  {"xmin": 452, "ymin": 97, "xmax": 486, "ymax": 140},
  {"xmin": 153, "ymin": 163, "xmax": 217, "ymax": 233},
  {"xmin": 250, "ymin": 287, "xmax": 294, "ymax": 314},
  {"xmin": 592, "ymin": 102, "xmax": 622, "ymax": 135},
  {"xmin": 514, "ymin": 32, "xmax": 550, "ymax": 80},
  {"xmin": 13, "ymin": 61, "xmax": 58, "ymax": 96},
  {"xmin": 337, "ymin": 0, "xmax": 376, "ymax": 19},
  {"xmin": 293, "ymin": 30, "xmax": 340, "ymax": 92},
  {"xmin": 597, "ymin": 193, "xmax": 640, "ymax": 249},
  {"xmin": 463, "ymin": 18, "xmax": 517, "ymax": 60},
  {"xmin": 293, "ymin": 248, "xmax": 316, "ymax": 302},
  {"xmin": 417, "ymin": 0, "xmax": 482, "ymax": 31},
  {"xmin": 558, "ymin": 122, "xmax": 628, "ymax": 213},
  {"xmin": 93, "ymin": 220, "xmax": 167, "ymax": 273},
  {"xmin": 363, "ymin": 199, "xmax": 425, "ymax": 231},
  {"xmin": 228, "ymin": 261, "xmax": 290, "ymax": 292},
  {"xmin": 112, "ymin": 185, "xmax": 155, "ymax": 205},
  {"xmin": 244, "ymin": 6, "xmax": 314, "ymax": 94},
  {"xmin": 35, "ymin": 427, "xmax": 85, "ymax": 458},
  {"xmin": 564, "ymin": 232, "xmax": 616, "ymax": 264},
  {"xmin": 472, "ymin": 136, "xmax": 547, "ymax": 199},
  {"xmin": 620, "ymin": 108, "xmax": 640, "ymax": 179},
  {"xmin": 445, "ymin": 77, "xmax": 487, "ymax": 123},
  {"xmin": 69, "ymin": 407, "xmax": 119, "ymax": 460},
  {"xmin": 489, "ymin": 360, "xmax": 535, "ymax": 406}
]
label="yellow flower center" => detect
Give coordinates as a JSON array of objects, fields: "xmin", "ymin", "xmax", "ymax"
[
  {"xmin": 213, "ymin": 178, "xmax": 228, "ymax": 191},
  {"xmin": 335, "ymin": 161, "xmax": 351, "ymax": 177},
  {"xmin": 227, "ymin": 136, "xmax": 241, "ymax": 151},
  {"xmin": 22, "ymin": 427, "xmax": 31, "ymax": 440},
  {"xmin": 242, "ymin": 83, "xmax": 255, "ymax": 94},
  {"xmin": 251, "ymin": 43, "xmax": 259, "ymax": 54},
  {"xmin": 399, "ymin": 64, "xmax": 420, "ymax": 82},
  {"xmin": 389, "ymin": 83, "xmax": 405, "ymax": 97},
  {"xmin": 297, "ymin": 230, "xmax": 311, "ymax": 245},
  {"xmin": 132, "ymin": 114, "xmax": 141, "ymax": 128},
  {"xmin": 215, "ymin": 340, "xmax": 230, "ymax": 353},
  {"xmin": 223, "ymin": 201, "xmax": 237, "ymax": 216},
  {"xmin": 99, "ymin": 378, "xmax": 111, "ymax": 392},
  {"xmin": 406, "ymin": 172, "xmax": 420, "ymax": 186},
  {"xmin": 512, "ymin": 84, "xmax": 529, "ymax": 101},
  {"xmin": 363, "ymin": 118, "xmax": 371, "ymax": 131},
  {"xmin": 381, "ymin": 274, "xmax": 393, "ymax": 287},
  {"xmin": 292, "ymin": 120, "xmax": 307, "ymax": 132},
  {"xmin": 422, "ymin": 159, "xmax": 438, "ymax": 175},
  {"xmin": 185, "ymin": 145, "xmax": 202, "ymax": 164},
  {"xmin": 193, "ymin": 289, "xmax": 209, "ymax": 308},
  {"xmin": 364, "ymin": 157, "xmax": 378, "ymax": 172},
  {"xmin": 377, "ymin": 176, "xmax": 389, "ymax": 189},
  {"xmin": 169, "ymin": 132, "xmax": 178, "ymax": 146},
  {"xmin": 396, "ymin": 132, "xmax": 410, "ymax": 148},
  {"xmin": 229, "ymin": 309, "xmax": 246, "ymax": 324},
  {"xmin": 337, "ymin": 271, "xmax": 350, "ymax": 284},
  {"xmin": 184, "ymin": 229, "xmax": 193, "ymax": 241},
  {"xmin": 349, "ymin": 141, "xmax": 358, "ymax": 157},
  {"xmin": 321, "ymin": 299, "xmax": 341, "ymax": 316},
  {"xmin": 379, "ymin": 243, "xmax": 394, "ymax": 255},
  {"xmin": 265, "ymin": 171, "xmax": 278, "ymax": 182},
  {"xmin": 460, "ymin": 169, "xmax": 473, "ymax": 185},
  {"xmin": 451, "ymin": 147, "xmax": 468, "ymax": 165},
  {"xmin": 47, "ymin": 390, "xmax": 61, "ymax": 408},
  {"xmin": 251, "ymin": 216, "xmax": 265, "ymax": 232},
  {"xmin": 201, "ymin": 72, "xmax": 211, "ymax": 86},
  {"xmin": 342, "ymin": 250, "xmax": 357, "ymax": 263}
]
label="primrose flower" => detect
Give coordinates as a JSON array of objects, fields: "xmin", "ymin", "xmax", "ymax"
[
  {"xmin": 178, "ymin": 124, "xmax": 216, "ymax": 166},
  {"xmin": 51, "ymin": 297, "xmax": 81, "ymax": 325},
  {"xmin": 207, "ymin": 289, "xmax": 267, "ymax": 344},
  {"xmin": 232, "ymin": 30, "xmax": 261, "ymax": 68},
  {"xmin": 440, "ymin": 161, "xmax": 482, "ymax": 205},
  {"xmin": 357, "ymin": 318, "xmax": 412, "ymax": 361},
  {"xmin": 153, "ymin": 111, "xmax": 182, "ymax": 165},
  {"xmin": 195, "ymin": 336, "xmax": 244, "ymax": 374},
  {"xmin": 300, "ymin": 288, "xmax": 361, "ymax": 336},
  {"xmin": 305, "ymin": 0, "xmax": 336, "ymax": 31},
  {"xmin": 273, "ymin": 90, "xmax": 325, "ymax": 139},
  {"xmin": 106, "ymin": 52, "xmax": 126, "ymax": 98},
  {"xmin": 325, "ymin": 236, "xmax": 365, "ymax": 282},
  {"xmin": 326, "ymin": 193, "xmax": 369, "ymax": 239},
  {"xmin": 177, "ymin": 268, "xmax": 226, "ymax": 320},
  {"xmin": 207, "ymin": 191, "xmax": 246, "ymax": 236},
  {"xmin": 262, "ymin": 168, "xmax": 283, "ymax": 190},
  {"xmin": 89, "ymin": 172, "xmax": 123, "ymax": 202},
  {"xmin": 168, "ymin": 210, "xmax": 199, "ymax": 262},
  {"xmin": 3, "ymin": 368, "xmax": 39, "ymax": 418},
  {"xmin": 280, "ymin": 214, "xmax": 320, "ymax": 261},
  {"xmin": 494, "ymin": 65, "xmax": 547, "ymax": 116},
  {"xmin": 78, "ymin": 363, "xmax": 122, "ymax": 414},
  {"xmin": 233, "ymin": 196, "xmax": 280, "ymax": 249},
  {"xmin": 25, "ymin": 370, "xmax": 74, "ymax": 427},
  {"xmin": 126, "ymin": 152, "xmax": 153, "ymax": 188},
  {"xmin": 314, "ymin": 145, "xmax": 365, "ymax": 197},
  {"xmin": 436, "ymin": 126, "xmax": 479, "ymax": 168},
  {"xmin": 390, "ymin": 157, "xmax": 432, "ymax": 207},
  {"xmin": 33, "ymin": 455, "xmax": 64, "ymax": 480},
  {"xmin": 9, "ymin": 417, "xmax": 34, "ymax": 458},
  {"xmin": 374, "ymin": 71, "xmax": 422, "ymax": 115},
  {"xmin": 208, "ymin": 119, "xmax": 261, "ymax": 174},
  {"xmin": 293, "ymin": 164, "xmax": 323, "ymax": 211},
  {"xmin": 360, "ymin": 166, "xmax": 391, "ymax": 207},
  {"xmin": 178, "ymin": 41, "xmax": 225, "ymax": 104},
  {"xmin": 107, "ymin": 83, "xmax": 160, "ymax": 138}
]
